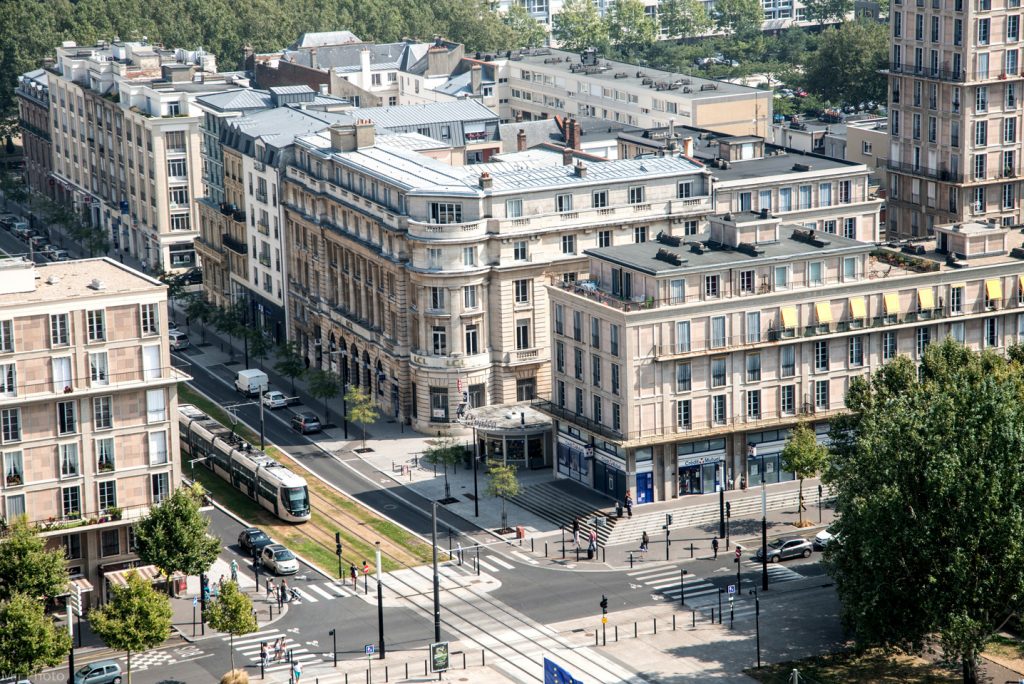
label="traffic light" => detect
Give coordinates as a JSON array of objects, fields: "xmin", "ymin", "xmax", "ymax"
[
  {"xmin": 818, "ymin": 484, "xmax": 823, "ymax": 498},
  {"xmin": 665, "ymin": 513, "xmax": 673, "ymax": 527},
  {"xmin": 335, "ymin": 531, "xmax": 343, "ymax": 557},
  {"xmin": 726, "ymin": 501, "xmax": 731, "ymax": 518},
  {"xmin": 200, "ymin": 573, "xmax": 210, "ymax": 610},
  {"xmin": 600, "ymin": 595, "xmax": 608, "ymax": 614}
]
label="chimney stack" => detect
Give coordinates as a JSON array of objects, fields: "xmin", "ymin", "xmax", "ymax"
[
  {"xmin": 682, "ymin": 136, "xmax": 694, "ymax": 158},
  {"xmin": 566, "ymin": 117, "xmax": 582, "ymax": 150},
  {"xmin": 354, "ymin": 119, "xmax": 375, "ymax": 149},
  {"xmin": 562, "ymin": 147, "xmax": 573, "ymax": 166},
  {"xmin": 574, "ymin": 161, "xmax": 587, "ymax": 178},
  {"xmin": 516, "ymin": 128, "xmax": 527, "ymax": 152},
  {"xmin": 479, "ymin": 171, "xmax": 493, "ymax": 189},
  {"xmin": 470, "ymin": 64, "xmax": 482, "ymax": 95}
]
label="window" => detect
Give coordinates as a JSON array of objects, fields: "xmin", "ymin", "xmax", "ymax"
[
  {"xmin": 1010, "ymin": 14, "xmax": 1021, "ymax": 40},
  {"xmin": 50, "ymin": 313, "xmax": 69, "ymax": 346},
  {"xmin": 142, "ymin": 345, "xmax": 160, "ymax": 381},
  {"xmin": 592, "ymin": 190, "xmax": 608, "ymax": 208},
  {"xmin": 848, "ymin": 336, "xmax": 864, "ymax": 367},
  {"xmin": 710, "ymin": 316, "xmax": 726, "ymax": 348},
  {"xmin": 555, "ymin": 193, "xmax": 573, "ymax": 213},
  {"xmin": 798, "ymin": 185, "xmax": 812, "ymax": 209},
  {"xmin": 985, "ymin": 317, "xmax": 999, "ymax": 347},
  {"xmin": 0, "ymin": 363, "xmax": 15, "ymax": 397},
  {"xmin": 506, "ymin": 199, "xmax": 523, "ymax": 218},
  {"xmin": 100, "ymin": 529, "xmax": 120, "ymax": 557},
  {"xmin": 633, "ymin": 226, "xmax": 647, "ymax": 243},
  {"xmin": 89, "ymin": 351, "xmax": 108, "ymax": 387},
  {"xmin": 774, "ymin": 266, "xmax": 789, "ymax": 290},
  {"xmin": 843, "ymin": 218, "xmax": 857, "ymax": 239},
  {"xmin": 3, "ymin": 450, "xmax": 23, "ymax": 486},
  {"xmin": 819, "ymin": 183, "xmax": 833, "ymax": 207},
  {"xmin": 462, "ymin": 247, "xmax": 476, "ymax": 266},
  {"xmin": 675, "ymin": 399, "xmax": 692, "ymax": 429},
  {"xmin": 779, "ymin": 187, "xmax": 792, "ymax": 211},
  {"xmin": 977, "ymin": 86, "xmax": 989, "ymax": 112},
  {"xmin": 140, "ymin": 303, "xmax": 158, "ymax": 335},
  {"xmin": 57, "ymin": 400, "xmax": 77, "ymax": 435},
  {"xmin": 148, "ymin": 430, "xmax": 168, "ymax": 465},
  {"xmin": 554, "ymin": 304, "xmax": 564, "ymax": 335},
  {"xmin": 759, "ymin": 190, "xmax": 772, "ymax": 211},
  {"xmin": 514, "ymin": 279, "xmax": 531, "ymax": 304},
  {"xmin": 463, "ymin": 285, "xmax": 478, "ymax": 309},
  {"xmin": 591, "ymin": 355, "xmax": 602, "ymax": 388},
  {"xmin": 0, "ymin": 320, "xmax": 12, "ymax": 353},
  {"xmin": 780, "ymin": 346, "xmax": 796, "ymax": 377},
  {"xmin": 950, "ymin": 285, "xmax": 964, "ymax": 314},
  {"xmin": 611, "ymin": 363, "xmax": 620, "ymax": 395},
  {"xmin": 976, "ymin": 121, "xmax": 988, "ymax": 146},
  {"xmin": 561, "ymin": 234, "xmax": 576, "ymax": 254},
  {"xmin": 843, "ymin": 257, "xmax": 859, "ymax": 281},
  {"xmin": 465, "ymin": 324, "xmax": 479, "ymax": 355},
  {"xmin": 513, "ymin": 241, "xmax": 528, "ymax": 261},
  {"xmin": 573, "ymin": 348, "xmax": 584, "ymax": 379},
  {"xmin": 883, "ymin": 331, "xmax": 898, "ymax": 360},
  {"xmin": 592, "ymin": 395, "xmax": 603, "ymax": 423},
  {"xmin": 63, "ymin": 533, "xmax": 82, "ymax": 560},
  {"xmin": 86, "ymin": 310, "xmax": 106, "ymax": 342},
  {"xmin": 815, "ymin": 380, "xmax": 829, "ymax": 410},
  {"xmin": 628, "ymin": 186, "xmax": 645, "ymax": 204},
  {"xmin": 711, "ymin": 358, "xmax": 727, "ymax": 388},
  {"xmin": 515, "ymin": 319, "xmax": 531, "ymax": 350},
  {"xmin": 93, "ymin": 396, "xmax": 113, "ymax": 430},
  {"xmin": 711, "ymin": 395, "xmax": 727, "ymax": 424},
  {"xmin": 916, "ymin": 326, "xmax": 931, "ymax": 355},
  {"xmin": 575, "ymin": 387, "xmax": 584, "ymax": 414},
  {"xmin": 979, "ymin": 17, "xmax": 991, "ymax": 44},
  {"xmin": 555, "ymin": 341, "xmax": 565, "ymax": 373},
  {"xmin": 746, "ymin": 353, "xmax": 761, "ymax": 382},
  {"xmin": 781, "ymin": 385, "xmax": 796, "ymax": 415},
  {"xmin": 676, "ymin": 362, "xmax": 691, "ymax": 392},
  {"xmin": 97, "ymin": 437, "xmax": 114, "ymax": 473},
  {"xmin": 586, "ymin": 318, "xmax": 600, "ymax": 350},
  {"xmin": 60, "ymin": 443, "xmax": 79, "ymax": 478},
  {"xmin": 5, "ymin": 493, "xmax": 25, "ymax": 518},
  {"xmin": 1, "ymin": 409, "xmax": 20, "ymax": 443},
  {"xmin": 610, "ymin": 325, "xmax": 620, "ymax": 356},
  {"xmin": 432, "ymin": 326, "xmax": 448, "ymax": 355},
  {"xmin": 746, "ymin": 390, "xmax": 761, "ymax": 419},
  {"xmin": 814, "ymin": 340, "xmax": 829, "ymax": 372},
  {"xmin": 676, "ymin": 321, "xmax": 691, "ymax": 352},
  {"xmin": 427, "ymin": 248, "xmax": 442, "ymax": 269},
  {"xmin": 573, "ymin": 311, "xmax": 583, "ymax": 341},
  {"xmin": 739, "ymin": 192, "xmax": 752, "ymax": 211},
  {"xmin": 740, "ymin": 270, "xmax": 754, "ymax": 294},
  {"xmin": 167, "ymin": 159, "xmax": 187, "ymax": 177},
  {"xmin": 152, "ymin": 472, "xmax": 170, "ymax": 504},
  {"xmin": 704, "ymin": 275, "xmax": 720, "ymax": 298},
  {"xmin": 677, "ymin": 181, "xmax": 693, "ymax": 198},
  {"xmin": 146, "ymin": 389, "xmax": 166, "ymax": 422},
  {"xmin": 612, "ymin": 403, "xmax": 621, "ymax": 432},
  {"xmin": 430, "ymin": 202, "xmax": 462, "ymax": 224},
  {"xmin": 429, "ymin": 287, "xmax": 446, "ymax": 311},
  {"xmin": 62, "ymin": 486, "xmax": 81, "ymax": 518}
]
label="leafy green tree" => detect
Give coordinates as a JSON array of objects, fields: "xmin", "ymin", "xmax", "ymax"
[
  {"xmin": 486, "ymin": 461, "xmax": 520, "ymax": 532},
  {"xmin": 0, "ymin": 517, "xmax": 69, "ymax": 602},
  {"xmin": 802, "ymin": 0, "xmax": 853, "ymax": 25},
  {"xmin": 825, "ymin": 340, "xmax": 1024, "ymax": 684},
  {"xmin": 712, "ymin": 0, "xmax": 763, "ymax": 39},
  {"xmin": 0, "ymin": 172, "xmax": 27, "ymax": 210},
  {"xmin": 214, "ymin": 302, "xmax": 246, "ymax": 363},
  {"xmin": 552, "ymin": 0, "xmax": 607, "ymax": 52},
  {"xmin": 605, "ymin": 0, "xmax": 658, "ymax": 57},
  {"xmin": 90, "ymin": 571, "xmax": 172, "ymax": 683},
  {"xmin": 246, "ymin": 329, "xmax": 272, "ymax": 367},
  {"xmin": 185, "ymin": 295, "xmax": 216, "ymax": 344},
  {"xmin": 273, "ymin": 341, "xmax": 307, "ymax": 395},
  {"xmin": 306, "ymin": 368, "xmax": 342, "ymax": 425},
  {"xmin": 504, "ymin": 3, "xmax": 548, "ymax": 48},
  {"xmin": 658, "ymin": 0, "xmax": 712, "ymax": 38},
  {"xmin": 424, "ymin": 433, "xmax": 465, "ymax": 501},
  {"xmin": 0, "ymin": 593, "xmax": 71, "ymax": 678},
  {"xmin": 345, "ymin": 384, "xmax": 378, "ymax": 449},
  {"xmin": 803, "ymin": 19, "xmax": 887, "ymax": 105},
  {"xmin": 133, "ymin": 483, "xmax": 221, "ymax": 593},
  {"xmin": 205, "ymin": 581, "xmax": 257, "ymax": 672},
  {"xmin": 433, "ymin": 0, "xmax": 515, "ymax": 51},
  {"xmin": 779, "ymin": 422, "xmax": 827, "ymax": 527}
]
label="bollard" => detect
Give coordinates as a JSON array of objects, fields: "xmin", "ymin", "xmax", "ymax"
[
  {"xmin": 531, "ymin": 538, "xmax": 535, "ymax": 553},
  {"xmin": 690, "ymin": 543, "xmax": 694, "ymax": 559},
  {"xmin": 462, "ymin": 652, "xmax": 466, "ymax": 669},
  {"xmin": 615, "ymin": 625, "xmax": 619, "ymax": 642},
  {"xmin": 602, "ymin": 546, "xmax": 606, "ymax": 563},
  {"xmin": 634, "ymin": 622, "xmax": 638, "ymax": 638},
  {"xmin": 345, "ymin": 675, "xmax": 348, "ymax": 684},
  {"xmin": 405, "ymin": 663, "xmax": 409, "ymax": 678},
  {"xmin": 672, "ymin": 614, "xmax": 676, "ymax": 631},
  {"xmin": 629, "ymin": 552, "xmax": 634, "ymax": 569},
  {"xmin": 711, "ymin": 607, "xmax": 715, "ymax": 623},
  {"xmin": 654, "ymin": 617, "xmax": 657, "ymax": 635},
  {"xmin": 424, "ymin": 660, "xmax": 428, "ymax": 676},
  {"xmin": 692, "ymin": 610, "xmax": 696, "ymax": 628},
  {"xmin": 476, "ymin": 547, "xmax": 480, "ymax": 576},
  {"xmin": 482, "ymin": 649, "xmax": 486, "ymax": 666},
  {"xmin": 545, "ymin": 542, "xmax": 548, "ymax": 557},
  {"xmin": 595, "ymin": 630, "xmax": 598, "ymax": 646},
  {"xmin": 576, "ymin": 547, "xmax": 580, "ymax": 562}
]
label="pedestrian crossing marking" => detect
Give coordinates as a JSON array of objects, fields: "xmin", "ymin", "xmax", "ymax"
[
  {"xmin": 305, "ymin": 584, "xmax": 336, "ymax": 600},
  {"xmin": 489, "ymin": 556, "xmax": 515, "ymax": 570},
  {"xmin": 325, "ymin": 582, "xmax": 350, "ymax": 596},
  {"xmin": 477, "ymin": 559, "xmax": 499, "ymax": 572}
]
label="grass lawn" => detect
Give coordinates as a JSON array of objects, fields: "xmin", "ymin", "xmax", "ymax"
[
  {"xmin": 984, "ymin": 633, "xmax": 1024, "ymax": 674},
  {"xmin": 746, "ymin": 649, "xmax": 960, "ymax": 684}
]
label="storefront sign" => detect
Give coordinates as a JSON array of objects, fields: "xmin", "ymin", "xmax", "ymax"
[{"xmin": 678, "ymin": 455, "xmax": 722, "ymax": 468}]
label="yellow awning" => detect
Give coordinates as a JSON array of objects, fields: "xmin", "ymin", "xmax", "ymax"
[
  {"xmin": 849, "ymin": 296, "xmax": 867, "ymax": 319},
  {"xmin": 986, "ymin": 279, "xmax": 1003, "ymax": 301},
  {"xmin": 917, "ymin": 288, "xmax": 934, "ymax": 311},
  {"xmin": 815, "ymin": 301, "xmax": 833, "ymax": 324},
  {"xmin": 1018, "ymin": 275, "xmax": 1024, "ymax": 295},
  {"xmin": 781, "ymin": 306, "xmax": 798, "ymax": 329},
  {"xmin": 883, "ymin": 292, "xmax": 901, "ymax": 315}
]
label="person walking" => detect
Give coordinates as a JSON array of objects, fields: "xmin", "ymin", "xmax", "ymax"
[
  {"xmin": 587, "ymin": 528, "xmax": 597, "ymax": 560},
  {"xmin": 456, "ymin": 541, "xmax": 464, "ymax": 566},
  {"xmin": 292, "ymin": 659, "xmax": 303, "ymax": 684},
  {"xmin": 281, "ymin": 578, "xmax": 289, "ymax": 603},
  {"xmin": 230, "ymin": 559, "xmax": 238, "ymax": 583},
  {"xmin": 274, "ymin": 637, "xmax": 285, "ymax": 662},
  {"xmin": 712, "ymin": 537, "xmax": 720, "ymax": 559},
  {"xmin": 640, "ymin": 530, "xmax": 650, "ymax": 557},
  {"xmin": 350, "ymin": 563, "xmax": 358, "ymax": 588},
  {"xmin": 572, "ymin": 517, "xmax": 581, "ymax": 549},
  {"xmin": 624, "ymin": 491, "xmax": 633, "ymax": 518},
  {"xmin": 260, "ymin": 642, "xmax": 269, "ymax": 670},
  {"xmin": 266, "ymin": 578, "xmax": 275, "ymax": 597}
]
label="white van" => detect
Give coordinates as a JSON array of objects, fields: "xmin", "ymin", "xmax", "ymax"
[{"xmin": 235, "ymin": 369, "xmax": 269, "ymax": 397}]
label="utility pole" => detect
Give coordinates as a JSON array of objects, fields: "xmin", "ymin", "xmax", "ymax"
[
  {"xmin": 335, "ymin": 532, "xmax": 343, "ymax": 580},
  {"xmin": 760, "ymin": 449, "xmax": 768, "ymax": 592},
  {"xmin": 472, "ymin": 424, "xmax": 480, "ymax": 518},
  {"xmin": 431, "ymin": 501, "xmax": 441, "ymax": 644},
  {"xmin": 751, "ymin": 589, "xmax": 762, "ymax": 668},
  {"xmin": 718, "ymin": 464, "xmax": 726, "ymax": 539},
  {"xmin": 600, "ymin": 595, "xmax": 608, "ymax": 646},
  {"xmin": 376, "ymin": 541, "xmax": 385, "ymax": 659}
]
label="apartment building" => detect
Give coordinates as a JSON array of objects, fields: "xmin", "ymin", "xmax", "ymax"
[
  {"xmin": 16, "ymin": 69, "xmax": 54, "ymax": 201},
  {"xmin": 543, "ymin": 214, "xmax": 1024, "ymax": 503},
  {"xmin": 0, "ymin": 258, "xmax": 185, "ymax": 602},
  {"xmin": 284, "ymin": 121, "xmax": 712, "ymax": 431},
  {"xmin": 887, "ymin": 0, "xmax": 1024, "ymax": 237},
  {"xmin": 47, "ymin": 39, "xmax": 246, "ymax": 272},
  {"xmin": 619, "ymin": 126, "xmax": 883, "ymax": 242}
]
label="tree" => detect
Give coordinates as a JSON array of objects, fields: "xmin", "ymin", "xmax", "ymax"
[
  {"xmin": 205, "ymin": 581, "xmax": 257, "ymax": 673},
  {"xmin": 803, "ymin": 19, "xmax": 887, "ymax": 105},
  {"xmin": 214, "ymin": 303, "xmax": 247, "ymax": 363},
  {"xmin": 274, "ymin": 341, "xmax": 307, "ymax": 396},
  {"xmin": 246, "ymin": 329, "xmax": 272, "ymax": 367},
  {"xmin": 779, "ymin": 422, "xmax": 827, "ymax": 527},
  {"xmin": 185, "ymin": 295, "xmax": 216, "ymax": 344},
  {"xmin": 345, "ymin": 384, "xmax": 378, "ymax": 449},
  {"xmin": 0, "ymin": 593, "xmax": 71, "ymax": 678},
  {"xmin": 712, "ymin": 0, "xmax": 763, "ymax": 39},
  {"xmin": 0, "ymin": 171, "xmax": 27, "ymax": 210},
  {"xmin": 605, "ymin": 0, "xmax": 658, "ymax": 57},
  {"xmin": 824, "ymin": 340, "xmax": 1024, "ymax": 684},
  {"xmin": 424, "ymin": 433, "xmax": 465, "ymax": 501},
  {"xmin": 485, "ymin": 461, "xmax": 520, "ymax": 533},
  {"xmin": 306, "ymin": 368, "xmax": 342, "ymax": 425},
  {"xmin": 658, "ymin": 0, "xmax": 712, "ymax": 38},
  {"xmin": 0, "ymin": 517, "xmax": 69, "ymax": 602},
  {"xmin": 133, "ymin": 483, "xmax": 221, "ymax": 593},
  {"xmin": 90, "ymin": 571, "xmax": 172, "ymax": 684},
  {"xmin": 802, "ymin": 0, "xmax": 853, "ymax": 25},
  {"xmin": 552, "ymin": 0, "xmax": 607, "ymax": 52},
  {"xmin": 503, "ymin": 3, "xmax": 548, "ymax": 48}
]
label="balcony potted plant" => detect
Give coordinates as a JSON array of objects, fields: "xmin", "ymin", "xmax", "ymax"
[
  {"xmin": 98, "ymin": 460, "xmax": 114, "ymax": 473},
  {"xmin": 5, "ymin": 472, "xmax": 21, "ymax": 486},
  {"xmin": 107, "ymin": 506, "xmax": 123, "ymax": 521}
]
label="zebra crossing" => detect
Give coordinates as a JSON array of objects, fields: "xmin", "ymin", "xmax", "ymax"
[
  {"xmin": 261, "ymin": 578, "xmax": 358, "ymax": 604},
  {"xmin": 223, "ymin": 627, "xmax": 326, "ymax": 673}
]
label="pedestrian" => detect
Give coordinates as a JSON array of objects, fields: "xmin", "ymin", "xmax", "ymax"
[
  {"xmin": 292, "ymin": 659, "xmax": 303, "ymax": 684},
  {"xmin": 350, "ymin": 563, "xmax": 358, "ymax": 588},
  {"xmin": 260, "ymin": 642, "xmax": 268, "ymax": 670},
  {"xmin": 587, "ymin": 533, "xmax": 597, "ymax": 560},
  {"xmin": 290, "ymin": 586, "xmax": 301, "ymax": 602},
  {"xmin": 281, "ymin": 578, "xmax": 289, "ymax": 603},
  {"xmin": 640, "ymin": 530, "xmax": 649, "ymax": 557},
  {"xmin": 456, "ymin": 541, "xmax": 463, "ymax": 566},
  {"xmin": 274, "ymin": 637, "xmax": 285, "ymax": 662},
  {"xmin": 572, "ymin": 517, "xmax": 580, "ymax": 549},
  {"xmin": 624, "ymin": 491, "xmax": 633, "ymax": 518},
  {"xmin": 230, "ymin": 559, "xmax": 238, "ymax": 583},
  {"xmin": 712, "ymin": 537, "xmax": 719, "ymax": 559},
  {"xmin": 218, "ymin": 574, "xmax": 225, "ymax": 589},
  {"xmin": 277, "ymin": 582, "xmax": 285, "ymax": 609},
  {"xmin": 267, "ymin": 578, "xmax": 275, "ymax": 599}
]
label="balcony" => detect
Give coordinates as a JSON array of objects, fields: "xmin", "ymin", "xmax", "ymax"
[
  {"xmin": 222, "ymin": 233, "xmax": 247, "ymax": 255},
  {"xmin": 407, "ymin": 219, "xmax": 489, "ymax": 241},
  {"xmin": 494, "ymin": 196, "xmax": 713, "ymax": 235},
  {"xmin": 0, "ymin": 365, "xmax": 190, "ymax": 408},
  {"xmin": 887, "ymin": 160, "xmax": 963, "ymax": 183},
  {"xmin": 888, "ymin": 62, "xmax": 966, "ymax": 83}
]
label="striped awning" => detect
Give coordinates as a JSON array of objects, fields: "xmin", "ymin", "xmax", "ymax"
[
  {"xmin": 57, "ymin": 577, "xmax": 94, "ymax": 597},
  {"xmin": 104, "ymin": 565, "xmax": 184, "ymax": 587}
]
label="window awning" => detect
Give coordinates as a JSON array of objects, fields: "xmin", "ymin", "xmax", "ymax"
[
  {"xmin": 849, "ymin": 296, "xmax": 867, "ymax": 319},
  {"xmin": 104, "ymin": 565, "xmax": 183, "ymax": 588},
  {"xmin": 883, "ymin": 292, "xmax": 901, "ymax": 315},
  {"xmin": 56, "ymin": 577, "xmax": 94, "ymax": 597},
  {"xmin": 917, "ymin": 287, "xmax": 934, "ymax": 311},
  {"xmin": 781, "ymin": 306, "xmax": 798, "ymax": 329},
  {"xmin": 1018, "ymin": 275, "xmax": 1024, "ymax": 296},
  {"xmin": 986, "ymin": 278, "xmax": 1003, "ymax": 301},
  {"xmin": 815, "ymin": 301, "xmax": 833, "ymax": 324}
]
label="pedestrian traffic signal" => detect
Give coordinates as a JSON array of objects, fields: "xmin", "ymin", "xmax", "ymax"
[
  {"xmin": 665, "ymin": 513, "xmax": 673, "ymax": 527},
  {"xmin": 200, "ymin": 573, "xmax": 210, "ymax": 609},
  {"xmin": 335, "ymin": 531, "xmax": 343, "ymax": 557},
  {"xmin": 725, "ymin": 501, "xmax": 731, "ymax": 518},
  {"xmin": 600, "ymin": 595, "xmax": 608, "ymax": 613}
]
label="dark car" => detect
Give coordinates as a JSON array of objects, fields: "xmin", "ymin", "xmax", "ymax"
[
  {"xmin": 237, "ymin": 527, "xmax": 274, "ymax": 555},
  {"xmin": 755, "ymin": 537, "xmax": 813, "ymax": 563},
  {"xmin": 291, "ymin": 412, "xmax": 321, "ymax": 434},
  {"xmin": 29, "ymin": 234, "xmax": 50, "ymax": 251}
]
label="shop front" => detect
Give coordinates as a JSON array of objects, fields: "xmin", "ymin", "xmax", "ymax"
[
  {"xmin": 676, "ymin": 438, "xmax": 727, "ymax": 495},
  {"xmin": 745, "ymin": 425, "xmax": 830, "ymax": 487},
  {"xmin": 471, "ymin": 403, "xmax": 552, "ymax": 470},
  {"xmin": 556, "ymin": 431, "xmax": 591, "ymax": 485},
  {"xmin": 634, "ymin": 447, "xmax": 654, "ymax": 504},
  {"xmin": 592, "ymin": 447, "xmax": 628, "ymax": 501}
]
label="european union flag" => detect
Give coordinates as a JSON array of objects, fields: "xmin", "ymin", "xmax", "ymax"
[{"xmin": 544, "ymin": 658, "xmax": 582, "ymax": 684}]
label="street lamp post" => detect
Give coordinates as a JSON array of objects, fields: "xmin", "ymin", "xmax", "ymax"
[
  {"xmin": 431, "ymin": 501, "xmax": 441, "ymax": 644},
  {"xmin": 375, "ymin": 541, "xmax": 385, "ymax": 659},
  {"xmin": 750, "ymin": 589, "xmax": 761, "ymax": 668},
  {"xmin": 324, "ymin": 347, "xmax": 350, "ymax": 439},
  {"xmin": 472, "ymin": 424, "xmax": 480, "ymax": 518}
]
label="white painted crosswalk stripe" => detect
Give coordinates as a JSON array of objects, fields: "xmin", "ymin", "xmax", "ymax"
[
  {"xmin": 489, "ymin": 556, "xmax": 515, "ymax": 570},
  {"xmin": 306, "ymin": 584, "xmax": 336, "ymax": 600},
  {"xmin": 627, "ymin": 566, "xmax": 678, "ymax": 579},
  {"xmin": 511, "ymin": 551, "xmax": 539, "ymax": 565},
  {"xmin": 325, "ymin": 582, "xmax": 350, "ymax": 596},
  {"xmin": 477, "ymin": 559, "xmax": 499, "ymax": 572},
  {"xmin": 291, "ymin": 588, "xmax": 317, "ymax": 602}
]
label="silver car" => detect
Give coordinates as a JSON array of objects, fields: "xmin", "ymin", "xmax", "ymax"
[{"xmin": 755, "ymin": 537, "xmax": 813, "ymax": 563}]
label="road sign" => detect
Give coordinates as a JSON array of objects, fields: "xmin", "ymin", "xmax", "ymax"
[
  {"xmin": 430, "ymin": 642, "xmax": 450, "ymax": 673},
  {"xmin": 601, "ymin": 616, "xmax": 607, "ymax": 624},
  {"xmin": 364, "ymin": 644, "xmax": 375, "ymax": 657},
  {"xmin": 192, "ymin": 597, "xmax": 198, "ymax": 607},
  {"xmin": 727, "ymin": 584, "xmax": 736, "ymax": 595}
]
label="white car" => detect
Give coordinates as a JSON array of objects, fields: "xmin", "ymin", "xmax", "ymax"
[
  {"xmin": 813, "ymin": 526, "xmax": 838, "ymax": 550},
  {"xmin": 260, "ymin": 544, "xmax": 299, "ymax": 575},
  {"xmin": 168, "ymin": 329, "xmax": 190, "ymax": 351},
  {"xmin": 262, "ymin": 390, "xmax": 288, "ymax": 409}
]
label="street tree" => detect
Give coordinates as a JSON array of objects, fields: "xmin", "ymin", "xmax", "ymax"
[
  {"xmin": 552, "ymin": 0, "xmax": 607, "ymax": 52},
  {"xmin": 712, "ymin": 0, "xmax": 763, "ymax": 39},
  {"xmin": 0, "ymin": 171, "xmax": 27, "ymax": 210},
  {"xmin": 247, "ymin": 329, "xmax": 272, "ymax": 367},
  {"xmin": 205, "ymin": 580, "xmax": 258, "ymax": 673},
  {"xmin": 133, "ymin": 483, "xmax": 221, "ymax": 592},
  {"xmin": 89, "ymin": 571, "xmax": 172, "ymax": 684},
  {"xmin": 273, "ymin": 341, "xmax": 307, "ymax": 395},
  {"xmin": 185, "ymin": 295, "xmax": 216, "ymax": 344},
  {"xmin": 658, "ymin": 0, "xmax": 712, "ymax": 38},
  {"xmin": 485, "ymin": 461, "xmax": 520, "ymax": 533},
  {"xmin": 0, "ymin": 593, "xmax": 71, "ymax": 678},
  {"xmin": 424, "ymin": 433, "xmax": 465, "ymax": 501},
  {"xmin": 803, "ymin": 19, "xmax": 887, "ymax": 105},
  {"xmin": 0, "ymin": 516, "xmax": 69, "ymax": 602},
  {"xmin": 605, "ymin": 0, "xmax": 658, "ymax": 58},
  {"xmin": 802, "ymin": 0, "xmax": 852, "ymax": 24},
  {"xmin": 779, "ymin": 421, "xmax": 827, "ymax": 527},
  {"xmin": 214, "ymin": 303, "xmax": 247, "ymax": 363},
  {"xmin": 824, "ymin": 340, "xmax": 1024, "ymax": 684},
  {"xmin": 504, "ymin": 3, "xmax": 547, "ymax": 48},
  {"xmin": 306, "ymin": 368, "xmax": 342, "ymax": 425},
  {"xmin": 345, "ymin": 384, "xmax": 379, "ymax": 449}
]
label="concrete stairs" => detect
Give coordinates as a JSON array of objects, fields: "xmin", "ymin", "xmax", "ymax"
[{"xmin": 510, "ymin": 481, "xmax": 619, "ymax": 546}]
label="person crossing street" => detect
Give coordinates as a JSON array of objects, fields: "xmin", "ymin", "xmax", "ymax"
[{"xmin": 712, "ymin": 537, "xmax": 719, "ymax": 559}]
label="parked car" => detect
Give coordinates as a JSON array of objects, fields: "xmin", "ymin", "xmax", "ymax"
[
  {"xmin": 29, "ymin": 234, "xmax": 50, "ymax": 251},
  {"xmin": 262, "ymin": 390, "xmax": 288, "ymax": 409},
  {"xmin": 260, "ymin": 543, "xmax": 299, "ymax": 575},
  {"xmin": 238, "ymin": 527, "xmax": 275, "ymax": 555},
  {"xmin": 73, "ymin": 660, "xmax": 123, "ymax": 684},
  {"xmin": 12, "ymin": 225, "xmax": 35, "ymax": 240},
  {"xmin": 47, "ymin": 248, "xmax": 70, "ymax": 262},
  {"xmin": 813, "ymin": 526, "xmax": 838, "ymax": 551},
  {"xmin": 755, "ymin": 537, "xmax": 813, "ymax": 563},
  {"xmin": 168, "ymin": 329, "xmax": 190, "ymax": 351},
  {"xmin": 291, "ymin": 411, "xmax": 321, "ymax": 434},
  {"xmin": 0, "ymin": 214, "xmax": 22, "ymax": 230}
]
